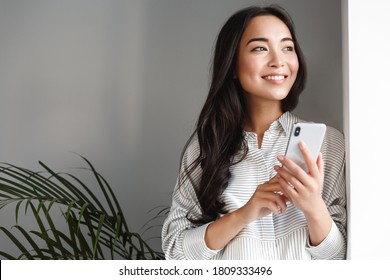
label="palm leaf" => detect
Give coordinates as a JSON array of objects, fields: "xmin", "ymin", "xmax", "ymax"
[
  {"xmin": 0, "ymin": 156, "xmax": 166, "ymax": 259},
  {"xmin": 0, "ymin": 227, "xmax": 33, "ymax": 259}
]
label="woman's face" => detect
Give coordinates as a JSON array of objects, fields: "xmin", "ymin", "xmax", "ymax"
[{"xmin": 236, "ymin": 15, "xmax": 299, "ymax": 104}]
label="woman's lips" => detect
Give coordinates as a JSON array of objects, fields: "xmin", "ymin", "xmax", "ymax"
[{"xmin": 261, "ymin": 75, "xmax": 288, "ymax": 81}]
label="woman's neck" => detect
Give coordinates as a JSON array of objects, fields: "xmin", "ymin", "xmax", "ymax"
[{"xmin": 244, "ymin": 99, "xmax": 283, "ymax": 137}]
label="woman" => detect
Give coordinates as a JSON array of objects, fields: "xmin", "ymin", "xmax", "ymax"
[{"xmin": 162, "ymin": 5, "xmax": 346, "ymax": 260}]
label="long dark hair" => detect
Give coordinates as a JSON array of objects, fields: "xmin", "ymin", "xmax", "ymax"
[{"xmin": 180, "ymin": 5, "xmax": 307, "ymax": 225}]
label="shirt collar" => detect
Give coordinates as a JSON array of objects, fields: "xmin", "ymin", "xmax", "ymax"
[
  {"xmin": 243, "ymin": 111, "xmax": 300, "ymax": 142},
  {"xmin": 278, "ymin": 111, "xmax": 300, "ymax": 136},
  {"xmin": 264, "ymin": 111, "xmax": 300, "ymax": 136}
]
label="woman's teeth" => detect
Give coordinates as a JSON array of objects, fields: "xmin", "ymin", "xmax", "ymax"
[{"xmin": 263, "ymin": 75, "xmax": 285, "ymax": 80}]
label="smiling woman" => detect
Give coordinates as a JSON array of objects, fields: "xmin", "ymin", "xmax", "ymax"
[
  {"xmin": 236, "ymin": 15, "xmax": 299, "ymax": 106},
  {"xmin": 161, "ymin": 5, "xmax": 346, "ymax": 260}
]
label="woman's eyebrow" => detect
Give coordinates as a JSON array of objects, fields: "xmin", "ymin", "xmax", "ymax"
[
  {"xmin": 281, "ymin": 37, "xmax": 294, "ymax": 43},
  {"xmin": 246, "ymin": 37, "xmax": 293, "ymax": 45}
]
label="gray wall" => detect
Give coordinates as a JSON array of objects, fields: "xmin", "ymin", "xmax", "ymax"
[{"xmin": 0, "ymin": 0, "xmax": 342, "ymax": 256}]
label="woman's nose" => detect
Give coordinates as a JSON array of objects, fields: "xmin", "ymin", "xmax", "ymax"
[{"xmin": 268, "ymin": 51, "xmax": 285, "ymax": 68}]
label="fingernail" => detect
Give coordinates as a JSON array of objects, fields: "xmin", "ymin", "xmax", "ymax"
[
  {"xmin": 299, "ymin": 142, "xmax": 306, "ymax": 149},
  {"xmin": 277, "ymin": 155, "xmax": 284, "ymax": 162},
  {"xmin": 274, "ymin": 165, "xmax": 280, "ymax": 171}
]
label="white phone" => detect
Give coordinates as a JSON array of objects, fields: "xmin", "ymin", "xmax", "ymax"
[{"xmin": 284, "ymin": 122, "xmax": 326, "ymax": 173}]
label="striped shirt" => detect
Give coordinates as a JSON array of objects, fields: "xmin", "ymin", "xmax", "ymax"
[{"xmin": 162, "ymin": 112, "xmax": 347, "ymax": 260}]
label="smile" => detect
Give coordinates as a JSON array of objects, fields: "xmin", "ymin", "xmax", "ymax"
[{"xmin": 262, "ymin": 75, "xmax": 287, "ymax": 81}]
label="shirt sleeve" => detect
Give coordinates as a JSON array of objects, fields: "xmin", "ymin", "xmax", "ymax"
[
  {"xmin": 306, "ymin": 126, "xmax": 347, "ymax": 259},
  {"xmin": 161, "ymin": 139, "xmax": 221, "ymax": 260}
]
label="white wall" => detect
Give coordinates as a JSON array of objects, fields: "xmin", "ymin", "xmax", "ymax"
[
  {"xmin": 345, "ymin": 0, "xmax": 390, "ymax": 259},
  {"xmin": 0, "ymin": 0, "xmax": 343, "ymax": 257}
]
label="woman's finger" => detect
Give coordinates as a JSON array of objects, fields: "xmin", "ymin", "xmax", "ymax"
[
  {"xmin": 298, "ymin": 142, "xmax": 320, "ymax": 177},
  {"xmin": 275, "ymin": 157, "xmax": 308, "ymax": 187},
  {"xmin": 252, "ymin": 184, "xmax": 288, "ymax": 215},
  {"xmin": 257, "ymin": 181, "xmax": 283, "ymax": 193},
  {"xmin": 275, "ymin": 156, "xmax": 307, "ymax": 185},
  {"xmin": 264, "ymin": 192, "xmax": 287, "ymax": 215},
  {"xmin": 277, "ymin": 174, "xmax": 299, "ymax": 202}
]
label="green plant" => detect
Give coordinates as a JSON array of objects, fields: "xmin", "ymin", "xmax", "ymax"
[{"xmin": 0, "ymin": 156, "xmax": 167, "ymax": 260}]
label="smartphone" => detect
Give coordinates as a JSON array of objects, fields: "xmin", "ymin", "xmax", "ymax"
[{"xmin": 284, "ymin": 122, "xmax": 326, "ymax": 173}]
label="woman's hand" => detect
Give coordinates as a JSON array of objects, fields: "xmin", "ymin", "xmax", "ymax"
[
  {"xmin": 274, "ymin": 141, "xmax": 324, "ymax": 216},
  {"xmin": 274, "ymin": 141, "xmax": 332, "ymax": 246},
  {"xmin": 205, "ymin": 176, "xmax": 287, "ymax": 250},
  {"xmin": 236, "ymin": 176, "xmax": 288, "ymax": 225}
]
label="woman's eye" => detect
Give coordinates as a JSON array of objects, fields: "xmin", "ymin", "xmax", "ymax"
[
  {"xmin": 283, "ymin": 46, "xmax": 294, "ymax": 52},
  {"xmin": 252, "ymin": 46, "xmax": 267, "ymax": 52}
]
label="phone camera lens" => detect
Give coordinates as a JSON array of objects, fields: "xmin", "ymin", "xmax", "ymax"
[{"xmin": 294, "ymin": 127, "xmax": 301, "ymax": 136}]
